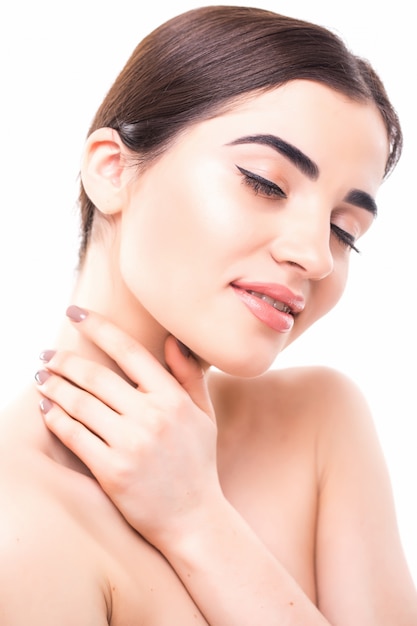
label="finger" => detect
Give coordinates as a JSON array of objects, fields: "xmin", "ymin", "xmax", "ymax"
[
  {"xmin": 39, "ymin": 396, "xmax": 113, "ymax": 477},
  {"xmin": 35, "ymin": 369, "xmax": 123, "ymax": 445},
  {"xmin": 41, "ymin": 351, "xmax": 139, "ymax": 415},
  {"xmin": 164, "ymin": 336, "xmax": 215, "ymax": 420},
  {"xmin": 66, "ymin": 306, "xmax": 176, "ymax": 392}
]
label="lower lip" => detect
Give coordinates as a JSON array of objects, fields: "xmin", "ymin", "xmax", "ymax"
[{"xmin": 232, "ymin": 286, "xmax": 294, "ymax": 333}]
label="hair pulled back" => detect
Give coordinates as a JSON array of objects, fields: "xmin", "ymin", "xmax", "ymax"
[{"xmin": 79, "ymin": 5, "xmax": 402, "ymax": 262}]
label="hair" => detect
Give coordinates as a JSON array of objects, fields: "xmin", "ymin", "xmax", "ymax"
[{"xmin": 78, "ymin": 4, "xmax": 402, "ymax": 263}]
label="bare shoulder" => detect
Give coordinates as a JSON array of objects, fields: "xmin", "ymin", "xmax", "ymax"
[
  {"xmin": 0, "ymin": 450, "xmax": 111, "ymax": 625},
  {"xmin": 210, "ymin": 367, "xmax": 417, "ymax": 623},
  {"xmin": 209, "ymin": 362, "xmax": 364, "ymax": 398},
  {"xmin": 210, "ymin": 363, "xmax": 395, "ymax": 495},
  {"xmin": 209, "ymin": 365, "xmax": 381, "ymax": 601},
  {"xmin": 208, "ymin": 363, "xmax": 370, "ymax": 432},
  {"xmin": 209, "ymin": 364, "xmax": 394, "ymax": 511},
  {"xmin": 0, "ymin": 407, "xmax": 210, "ymax": 626},
  {"xmin": 209, "ymin": 363, "xmax": 382, "ymax": 485}
]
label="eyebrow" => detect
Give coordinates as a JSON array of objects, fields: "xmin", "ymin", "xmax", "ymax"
[
  {"xmin": 228, "ymin": 133, "xmax": 378, "ymax": 216},
  {"xmin": 344, "ymin": 189, "xmax": 378, "ymax": 217},
  {"xmin": 228, "ymin": 134, "xmax": 319, "ymax": 180}
]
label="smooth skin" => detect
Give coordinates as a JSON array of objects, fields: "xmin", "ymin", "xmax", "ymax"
[{"xmin": 1, "ymin": 81, "xmax": 416, "ymax": 625}]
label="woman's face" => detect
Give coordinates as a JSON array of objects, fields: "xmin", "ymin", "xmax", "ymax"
[{"xmin": 117, "ymin": 80, "xmax": 388, "ymax": 376}]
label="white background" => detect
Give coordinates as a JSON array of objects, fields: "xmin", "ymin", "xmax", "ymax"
[{"xmin": 0, "ymin": 0, "xmax": 415, "ymax": 585}]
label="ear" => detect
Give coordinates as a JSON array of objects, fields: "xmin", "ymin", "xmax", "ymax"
[{"xmin": 81, "ymin": 128, "xmax": 131, "ymax": 215}]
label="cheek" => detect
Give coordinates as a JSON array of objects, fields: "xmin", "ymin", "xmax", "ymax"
[
  {"xmin": 115, "ymin": 182, "xmax": 233, "ymax": 322},
  {"xmin": 294, "ymin": 262, "xmax": 349, "ymax": 341},
  {"xmin": 118, "ymin": 171, "xmax": 258, "ymax": 293},
  {"xmin": 118, "ymin": 208, "xmax": 186, "ymax": 302},
  {"xmin": 311, "ymin": 261, "xmax": 349, "ymax": 321}
]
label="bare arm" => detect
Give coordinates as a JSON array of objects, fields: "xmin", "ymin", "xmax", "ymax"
[
  {"xmin": 150, "ymin": 369, "xmax": 417, "ymax": 626},
  {"xmin": 313, "ymin": 368, "xmax": 417, "ymax": 624},
  {"xmin": 155, "ymin": 493, "xmax": 329, "ymax": 625}
]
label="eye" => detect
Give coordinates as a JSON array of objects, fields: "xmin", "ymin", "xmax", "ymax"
[
  {"xmin": 331, "ymin": 224, "xmax": 360, "ymax": 253},
  {"xmin": 236, "ymin": 165, "xmax": 287, "ymax": 199}
]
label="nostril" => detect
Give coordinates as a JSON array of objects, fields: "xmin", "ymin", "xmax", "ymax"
[{"xmin": 271, "ymin": 247, "xmax": 334, "ymax": 281}]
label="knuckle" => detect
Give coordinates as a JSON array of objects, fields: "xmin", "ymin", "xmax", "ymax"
[
  {"xmin": 124, "ymin": 431, "xmax": 143, "ymax": 454},
  {"xmin": 48, "ymin": 350, "xmax": 105, "ymax": 395},
  {"xmin": 65, "ymin": 422, "xmax": 83, "ymax": 446},
  {"xmin": 68, "ymin": 396, "xmax": 83, "ymax": 417},
  {"xmin": 94, "ymin": 318, "xmax": 141, "ymax": 361},
  {"xmin": 123, "ymin": 428, "xmax": 145, "ymax": 455},
  {"xmin": 69, "ymin": 392, "xmax": 93, "ymax": 418},
  {"xmin": 145, "ymin": 393, "xmax": 189, "ymax": 433},
  {"xmin": 51, "ymin": 415, "xmax": 83, "ymax": 447},
  {"xmin": 148, "ymin": 414, "xmax": 167, "ymax": 438},
  {"xmin": 81, "ymin": 362, "xmax": 102, "ymax": 389},
  {"xmin": 159, "ymin": 389, "xmax": 182, "ymax": 410},
  {"xmin": 147, "ymin": 403, "xmax": 177, "ymax": 437},
  {"xmin": 51, "ymin": 350, "xmax": 72, "ymax": 370},
  {"xmin": 121, "ymin": 337, "xmax": 141, "ymax": 357},
  {"xmin": 48, "ymin": 350, "xmax": 78, "ymax": 379},
  {"xmin": 94, "ymin": 319, "xmax": 111, "ymax": 344},
  {"xmin": 164, "ymin": 393, "xmax": 189, "ymax": 419},
  {"xmin": 106, "ymin": 454, "xmax": 133, "ymax": 488},
  {"xmin": 95, "ymin": 319, "xmax": 121, "ymax": 350}
]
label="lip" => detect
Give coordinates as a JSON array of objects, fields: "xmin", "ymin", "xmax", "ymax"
[{"xmin": 231, "ymin": 281, "xmax": 305, "ymax": 333}]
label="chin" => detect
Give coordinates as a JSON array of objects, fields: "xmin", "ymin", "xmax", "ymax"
[
  {"xmin": 207, "ymin": 349, "xmax": 280, "ymax": 379},
  {"xmin": 187, "ymin": 328, "xmax": 292, "ymax": 378}
]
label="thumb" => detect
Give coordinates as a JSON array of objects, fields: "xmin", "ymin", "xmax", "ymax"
[{"xmin": 164, "ymin": 336, "xmax": 215, "ymax": 420}]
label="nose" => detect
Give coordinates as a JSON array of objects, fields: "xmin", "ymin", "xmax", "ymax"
[{"xmin": 270, "ymin": 204, "xmax": 334, "ymax": 280}]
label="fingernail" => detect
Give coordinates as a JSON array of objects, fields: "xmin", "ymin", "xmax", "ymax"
[
  {"xmin": 39, "ymin": 349, "xmax": 56, "ymax": 363},
  {"xmin": 176, "ymin": 339, "xmax": 191, "ymax": 358},
  {"xmin": 66, "ymin": 305, "xmax": 88, "ymax": 322},
  {"xmin": 39, "ymin": 398, "xmax": 53, "ymax": 414},
  {"xmin": 35, "ymin": 370, "xmax": 51, "ymax": 385}
]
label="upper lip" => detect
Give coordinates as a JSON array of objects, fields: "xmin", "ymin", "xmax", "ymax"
[{"xmin": 231, "ymin": 281, "xmax": 305, "ymax": 314}]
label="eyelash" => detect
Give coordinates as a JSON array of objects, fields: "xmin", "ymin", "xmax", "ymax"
[
  {"xmin": 330, "ymin": 224, "xmax": 360, "ymax": 253},
  {"xmin": 237, "ymin": 165, "xmax": 360, "ymax": 254},
  {"xmin": 236, "ymin": 165, "xmax": 287, "ymax": 199}
]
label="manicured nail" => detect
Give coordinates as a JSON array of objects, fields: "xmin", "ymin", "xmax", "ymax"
[
  {"xmin": 39, "ymin": 398, "xmax": 53, "ymax": 414},
  {"xmin": 39, "ymin": 349, "xmax": 56, "ymax": 363},
  {"xmin": 66, "ymin": 305, "xmax": 88, "ymax": 322},
  {"xmin": 35, "ymin": 370, "xmax": 51, "ymax": 385},
  {"xmin": 176, "ymin": 339, "xmax": 191, "ymax": 358}
]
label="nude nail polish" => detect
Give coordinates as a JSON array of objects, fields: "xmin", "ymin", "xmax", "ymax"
[
  {"xmin": 35, "ymin": 370, "xmax": 51, "ymax": 385},
  {"xmin": 39, "ymin": 398, "xmax": 53, "ymax": 414},
  {"xmin": 39, "ymin": 349, "xmax": 56, "ymax": 362},
  {"xmin": 66, "ymin": 305, "xmax": 88, "ymax": 322}
]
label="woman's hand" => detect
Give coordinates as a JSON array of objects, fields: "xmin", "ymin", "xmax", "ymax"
[{"xmin": 35, "ymin": 305, "xmax": 220, "ymax": 548}]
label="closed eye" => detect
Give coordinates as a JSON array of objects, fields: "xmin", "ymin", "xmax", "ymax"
[
  {"xmin": 237, "ymin": 164, "xmax": 360, "ymax": 253},
  {"xmin": 331, "ymin": 224, "xmax": 360, "ymax": 253},
  {"xmin": 236, "ymin": 165, "xmax": 287, "ymax": 199}
]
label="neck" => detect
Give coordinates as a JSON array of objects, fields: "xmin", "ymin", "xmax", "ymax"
[
  {"xmin": 56, "ymin": 240, "xmax": 171, "ymax": 374},
  {"xmin": 13, "ymin": 240, "xmax": 172, "ymax": 476}
]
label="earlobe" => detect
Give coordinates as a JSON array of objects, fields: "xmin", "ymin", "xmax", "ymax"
[{"xmin": 81, "ymin": 128, "xmax": 129, "ymax": 215}]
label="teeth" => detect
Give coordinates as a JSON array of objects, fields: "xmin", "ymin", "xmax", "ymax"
[{"xmin": 247, "ymin": 290, "xmax": 292, "ymax": 314}]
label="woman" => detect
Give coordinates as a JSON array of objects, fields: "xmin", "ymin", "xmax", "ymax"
[{"xmin": 1, "ymin": 5, "xmax": 416, "ymax": 624}]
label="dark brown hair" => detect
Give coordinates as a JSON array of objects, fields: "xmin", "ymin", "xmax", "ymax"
[{"xmin": 78, "ymin": 4, "xmax": 402, "ymax": 262}]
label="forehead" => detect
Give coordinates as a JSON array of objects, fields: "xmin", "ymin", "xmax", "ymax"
[
  {"xmin": 213, "ymin": 80, "xmax": 385, "ymax": 137},
  {"xmin": 184, "ymin": 80, "xmax": 389, "ymax": 185}
]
